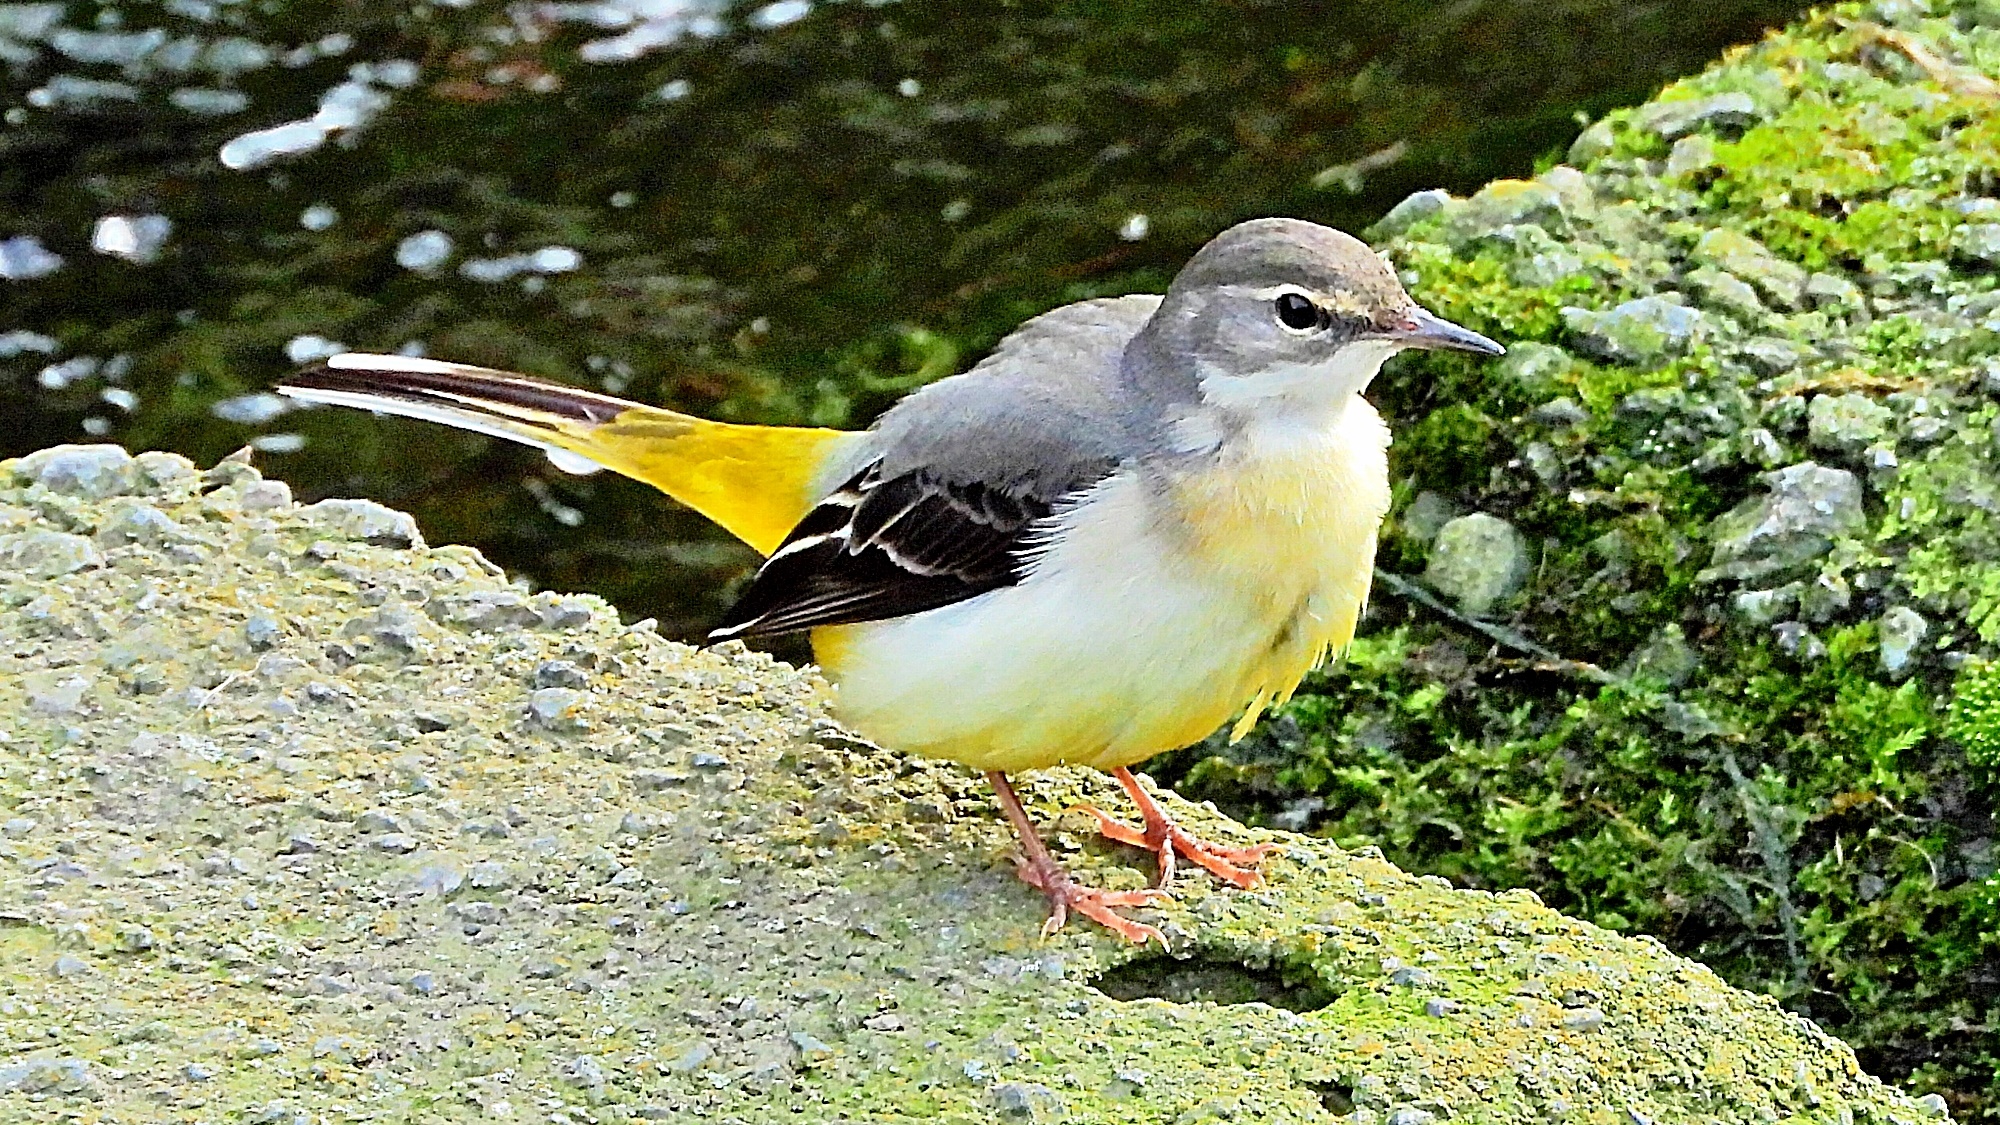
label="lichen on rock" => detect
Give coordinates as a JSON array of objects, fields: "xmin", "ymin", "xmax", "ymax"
[{"xmin": 0, "ymin": 445, "xmax": 1944, "ymax": 1121}]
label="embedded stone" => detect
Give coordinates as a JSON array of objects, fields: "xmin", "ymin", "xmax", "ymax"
[
  {"xmin": 13, "ymin": 444, "xmax": 138, "ymax": 498},
  {"xmin": 1370, "ymin": 189, "xmax": 1452, "ymax": 239},
  {"xmin": 1399, "ymin": 491, "xmax": 1458, "ymax": 545},
  {"xmin": 1893, "ymin": 394, "xmax": 1951, "ymax": 446},
  {"xmin": 0, "ymin": 528, "xmax": 101, "ymax": 577},
  {"xmin": 239, "ymin": 479, "xmax": 293, "ymax": 511},
  {"xmin": 1700, "ymin": 462, "xmax": 1866, "ymax": 583},
  {"xmin": 1633, "ymin": 91, "xmax": 1761, "ymax": 140},
  {"xmin": 1692, "ymin": 228, "xmax": 1807, "ymax": 310},
  {"xmin": 1800, "ymin": 573, "xmax": 1853, "ymax": 624},
  {"xmin": 1666, "ymin": 133, "xmax": 1718, "ymax": 177},
  {"xmin": 1878, "ymin": 606, "xmax": 1928, "ymax": 679},
  {"xmin": 1738, "ymin": 427, "xmax": 1788, "ymax": 468},
  {"xmin": 1808, "ymin": 393, "xmax": 1894, "ymax": 456},
  {"xmin": 1448, "ymin": 179, "xmax": 1567, "ymax": 244},
  {"xmin": 94, "ymin": 499, "xmax": 188, "ymax": 547},
  {"xmin": 132, "ymin": 451, "xmax": 200, "ymax": 495},
  {"xmin": 1733, "ymin": 583, "xmax": 1803, "ymax": 626},
  {"xmin": 1620, "ymin": 624, "xmax": 1700, "ymax": 688},
  {"xmin": 1530, "ymin": 397, "xmax": 1590, "ymax": 429},
  {"xmin": 1424, "ymin": 513, "xmax": 1530, "ymax": 617},
  {"xmin": 1773, "ymin": 621, "xmax": 1827, "ymax": 661},
  {"xmin": 527, "ymin": 687, "xmax": 590, "ymax": 731},
  {"xmin": 1493, "ymin": 225, "xmax": 1588, "ymax": 287},
  {"xmin": 1496, "ymin": 342, "xmax": 1574, "ymax": 397},
  {"xmin": 1952, "ymin": 222, "xmax": 2000, "ymax": 268},
  {"xmin": 298, "ymin": 498, "xmax": 424, "ymax": 548},
  {"xmin": 1567, "ymin": 117, "xmax": 1616, "ymax": 165},
  {"xmin": 25, "ymin": 670, "xmax": 92, "ymax": 715},
  {"xmin": 1805, "ymin": 272, "xmax": 1862, "ymax": 310},
  {"xmin": 1563, "ymin": 296, "xmax": 1704, "ymax": 366},
  {"xmin": 1736, "ymin": 337, "xmax": 1804, "ymax": 375},
  {"xmin": 1687, "ymin": 267, "xmax": 1767, "ymax": 320}
]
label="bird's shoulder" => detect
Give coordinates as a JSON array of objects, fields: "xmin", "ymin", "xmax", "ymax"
[
  {"xmin": 868, "ymin": 294, "xmax": 1162, "ymax": 493},
  {"xmin": 711, "ymin": 295, "xmax": 1161, "ymax": 640}
]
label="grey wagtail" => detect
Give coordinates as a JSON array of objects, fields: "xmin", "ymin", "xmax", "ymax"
[{"xmin": 278, "ymin": 218, "xmax": 1504, "ymax": 946}]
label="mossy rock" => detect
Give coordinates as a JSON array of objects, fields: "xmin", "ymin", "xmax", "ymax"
[
  {"xmin": 1173, "ymin": 0, "xmax": 2000, "ymax": 1116},
  {"xmin": 0, "ymin": 445, "xmax": 1946, "ymax": 1121}
]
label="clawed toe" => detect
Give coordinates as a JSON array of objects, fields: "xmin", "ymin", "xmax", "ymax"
[
  {"xmin": 1011, "ymin": 852, "xmax": 1170, "ymax": 946},
  {"xmin": 989, "ymin": 770, "xmax": 1171, "ymax": 946},
  {"xmin": 1089, "ymin": 769, "xmax": 1280, "ymax": 889}
]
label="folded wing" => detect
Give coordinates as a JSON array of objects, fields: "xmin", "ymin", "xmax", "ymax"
[{"xmin": 711, "ymin": 463, "xmax": 1076, "ymax": 639}]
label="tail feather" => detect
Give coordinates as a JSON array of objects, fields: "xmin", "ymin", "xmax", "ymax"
[{"xmin": 279, "ymin": 353, "xmax": 866, "ymax": 556}]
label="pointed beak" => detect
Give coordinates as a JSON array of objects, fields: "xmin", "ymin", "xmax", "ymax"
[{"xmin": 1392, "ymin": 307, "xmax": 1505, "ymax": 356}]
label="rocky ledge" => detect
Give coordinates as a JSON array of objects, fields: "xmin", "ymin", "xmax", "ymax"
[{"xmin": 0, "ymin": 444, "xmax": 1946, "ymax": 1122}]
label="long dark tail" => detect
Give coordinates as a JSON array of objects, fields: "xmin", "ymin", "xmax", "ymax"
[{"xmin": 278, "ymin": 353, "xmax": 866, "ymax": 555}]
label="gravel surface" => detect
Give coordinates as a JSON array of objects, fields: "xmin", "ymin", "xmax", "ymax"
[{"xmin": 0, "ymin": 446, "xmax": 1944, "ymax": 1123}]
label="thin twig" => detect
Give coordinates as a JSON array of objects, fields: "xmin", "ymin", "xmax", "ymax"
[
  {"xmin": 1370, "ymin": 567, "xmax": 1616, "ymax": 684},
  {"xmin": 1719, "ymin": 749, "xmax": 1810, "ymax": 997}
]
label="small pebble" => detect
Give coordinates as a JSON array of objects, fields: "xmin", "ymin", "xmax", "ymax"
[
  {"xmin": 355, "ymin": 810, "xmax": 403, "ymax": 834},
  {"xmin": 1563, "ymin": 1007, "xmax": 1607, "ymax": 1032},
  {"xmin": 669, "ymin": 1043, "xmax": 714, "ymax": 1072},
  {"xmin": 534, "ymin": 660, "xmax": 590, "ymax": 688}
]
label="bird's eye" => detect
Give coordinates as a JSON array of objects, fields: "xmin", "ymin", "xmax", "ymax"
[{"xmin": 1274, "ymin": 292, "xmax": 1323, "ymax": 332}]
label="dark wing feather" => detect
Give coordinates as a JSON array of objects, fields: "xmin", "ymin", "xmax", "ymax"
[{"xmin": 709, "ymin": 463, "xmax": 1088, "ymax": 640}]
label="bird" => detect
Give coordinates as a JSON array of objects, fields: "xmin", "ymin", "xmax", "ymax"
[{"xmin": 277, "ymin": 217, "xmax": 1504, "ymax": 946}]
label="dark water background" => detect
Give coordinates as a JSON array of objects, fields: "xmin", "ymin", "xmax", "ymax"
[{"xmin": 3, "ymin": 0, "xmax": 1812, "ymax": 638}]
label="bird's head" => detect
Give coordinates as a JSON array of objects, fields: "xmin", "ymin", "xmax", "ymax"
[{"xmin": 1135, "ymin": 217, "xmax": 1502, "ymax": 417}]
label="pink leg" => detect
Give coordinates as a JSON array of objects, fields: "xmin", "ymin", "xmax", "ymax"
[
  {"xmin": 1080, "ymin": 767, "xmax": 1276, "ymax": 889},
  {"xmin": 987, "ymin": 771, "xmax": 1169, "ymax": 947}
]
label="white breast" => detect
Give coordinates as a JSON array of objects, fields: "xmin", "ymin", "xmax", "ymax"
[{"xmin": 816, "ymin": 394, "xmax": 1391, "ymax": 775}]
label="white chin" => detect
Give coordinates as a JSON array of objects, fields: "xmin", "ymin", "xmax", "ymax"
[{"xmin": 1198, "ymin": 339, "xmax": 1399, "ymax": 412}]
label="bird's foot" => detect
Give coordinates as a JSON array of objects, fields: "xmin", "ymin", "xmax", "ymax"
[
  {"xmin": 1079, "ymin": 804, "xmax": 1274, "ymax": 888},
  {"xmin": 1010, "ymin": 849, "xmax": 1170, "ymax": 948},
  {"xmin": 1082, "ymin": 767, "xmax": 1277, "ymax": 889}
]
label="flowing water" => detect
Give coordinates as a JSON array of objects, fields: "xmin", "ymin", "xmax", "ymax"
[{"xmin": 2, "ymin": 0, "xmax": 1811, "ymax": 636}]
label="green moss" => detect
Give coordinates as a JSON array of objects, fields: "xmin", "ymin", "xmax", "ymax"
[
  {"xmin": 1947, "ymin": 658, "xmax": 2000, "ymax": 770},
  {"xmin": 1160, "ymin": 3, "xmax": 2000, "ymax": 1117}
]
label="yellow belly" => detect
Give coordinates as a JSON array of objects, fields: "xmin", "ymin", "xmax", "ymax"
[{"xmin": 812, "ymin": 397, "xmax": 1391, "ymax": 773}]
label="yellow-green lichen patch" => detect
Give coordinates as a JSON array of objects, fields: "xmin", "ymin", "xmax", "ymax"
[{"xmin": 0, "ymin": 444, "xmax": 1941, "ymax": 1122}]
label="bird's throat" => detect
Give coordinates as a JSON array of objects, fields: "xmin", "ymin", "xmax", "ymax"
[{"xmin": 1194, "ymin": 338, "xmax": 1397, "ymax": 420}]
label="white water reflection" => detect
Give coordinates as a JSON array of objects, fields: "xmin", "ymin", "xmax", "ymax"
[
  {"xmin": 219, "ymin": 76, "xmax": 392, "ymax": 170},
  {"xmin": 0, "ymin": 235, "xmax": 63, "ymax": 281},
  {"xmin": 749, "ymin": 1, "xmax": 811, "ymax": 30},
  {"xmin": 37, "ymin": 355, "xmax": 98, "ymax": 389},
  {"xmin": 0, "ymin": 331, "xmax": 58, "ymax": 358},
  {"xmin": 170, "ymin": 87, "xmax": 250, "ymax": 115},
  {"xmin": 395, "ymin": 230, "xmax": 455, "ymax": 272},
  {"xmin": 555, "ymin": 0, "xmax": 730, "ymax": 63},
  {"xmin": 284, "ymin": 335, "xmax": 345, "ymax": 364},
  {"xmin": 92, "ymin": 214, "xmax": 174, "ymax": 263},
  {"xmin": 212, "ymin": 392, "xmax": 292, "ymax": 425},
  {"xmin": 460, "ymin": 246, "xmax": 583, "ymax": 282}
]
